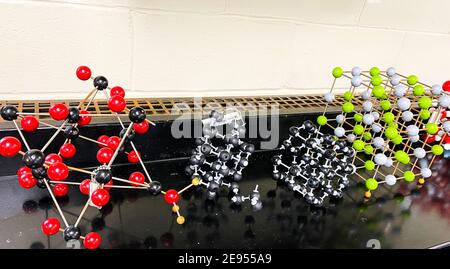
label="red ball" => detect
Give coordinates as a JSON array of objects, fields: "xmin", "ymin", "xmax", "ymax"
[
  {"xmin": 129, "ymin": 172, "xmax": 145, "ymax": 186},
  {"xmin": 45, "ymin": 153, "xmax": 63, "ymax": 165},
  {"xmin": 107, "ymin": 95, "xmax": 126, "ymax": 113},
  {"xmin": 164, "ymin": 189, "xmax": 180, "ymax": 204},
  {"xmin": 127, "ymin": 150, "xmax": 141, "ymax": 163},
  {"xmin": 133, "ymin": 121, "xmax": 149, "ymax": 135},
  {"xmin": 107, "ymin": 136, "xmax": 121, "ymax": 150},
  {"xmin": 53, "ymin": 183, "xmax": 69, "ymax": 197},
  {"xmin": 20, "ymin": 116, "xmax": 39, "ymax": 132},
  {"xmin": 41, "ymin": 218, "xmax": 61, "ymax": 236},
  {"xmin": 47, "ymin": 162, "xmax": 69, "ymax": 181},
  {"xmin": 49, "ymin": 103, "xmax": 69, "ymax": 121},
  {"xmin": 110, "ymin": 86, "xmax": 125, "ymax": 98},
  {"xmin": 0, "ymin": 136, "xmax": 21, "ymax": 157},
  {"xmin": 78, "ymin": 110, "xmax": 92, "ymax": 126},
  {"xmin": 84, "ymin": 232, "xmax": 102, "ymax": 250},
  {"xmin": 59, "ymin": 143, "xmax": 76, "ymax": 159},
  {"xmin": 18, "ymin": 173, "xmax": 37, "ymax": 189},
  {"xmin": 97, "ymin": 135, "xmax": 109, "ymax": 148},
  {"xmin": 104, "ymin": 180, "xmax": 113, "ymax": 191},
  {"xmin": 91, "ymin": 189, "xmax": 110, "ymax": 206},
  {"xmin": 443, "ymin": 81, "xmax": 450, "ymax": 92},
  {"xmin": 76, "ymin": 66, "xmax": 92, "ymax": 81},
  {"xmin": 96, "ymin": 147, "xmax": 114, "ymax": 164},
  {"xmin": 80, "ymin": 179, "xmax": 91, "ymax": 195},
  {"xmin": 444, "ymin": 134, "xmax": 450, "ymax": 145},
  {"xmin": 423, "ymin": 134, "xmax": 436, "ymax": 144},
  {"xmin": 17, "ymin": 166, "xmax": 32, "ymax": 177}
]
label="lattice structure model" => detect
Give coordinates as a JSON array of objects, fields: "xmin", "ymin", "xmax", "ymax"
[
  {"xmin": 185, "ymin": 109, "xmax": 262, "ymax": 211},
  {"xmin": 271, "ymin": 120, "xmax": 356, "ymax": 206},
  {"xmin": 0, "ymin": 66, "xmax": 189, "ymax": 249},
  {"xmin": 315, "ymin": 66, "xmax": 450, "ymax": 200}
]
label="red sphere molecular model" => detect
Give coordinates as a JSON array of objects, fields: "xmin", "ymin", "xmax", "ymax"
[{"xmin": 0, "ymin": 66, "xmax": 201, "ymax": 249}]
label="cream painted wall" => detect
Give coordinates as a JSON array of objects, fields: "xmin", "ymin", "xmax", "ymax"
[{"xmin": 0, "ymin": 0, "xmax": 449, "ymax": 100}]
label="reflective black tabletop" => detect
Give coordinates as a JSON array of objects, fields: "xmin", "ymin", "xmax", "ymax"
[{"xmin": 0, "ymin": 150, "xmax": 449, "ymax": 249}]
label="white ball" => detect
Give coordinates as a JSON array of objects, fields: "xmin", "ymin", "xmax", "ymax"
[
  {"xmin": 347, "ymin": 133, "xmax": 356, "ymax": 143},
  {"xmin": 351, "ymin": 76, "xmax": 363, "ymax": 87},
  {"xmin": 397, "ymin": 97, "xmax": 411, "ymax": 111},
  {"xmin": 410, "ymin": 135, "xmax": 420, "ymax": 143},
  {"xmin": 372, "ymin": 123, "xmax": 382, "ymax": 133},
  {"xmin": 439, "ymin": 95, "xmax": 450, "ymax": 108},
  {"xmin": 361, "ymin": 90, "xmax": 371, "ymax": 100},
  {"xmin": 402, "ymin": 111, "xmax": 414, "ymax": 122},
  {"xmin": 385, "ymin": 175, "xmax": 397, "ymax": 186},
  {"xmin": 374, "ymin": 153, "xmax": 387, "ymax": 165},
  {"xmin": 390, "ymin": 75, "xmax": 401, "ymax": 86},
  {"xmin": 372, "ymin": 112, "xmax": 380, "ymax": 121},
  {"xmin": 406, "ymin": 125, "xmax": 419, "ymax": 137},
  {"xmin": 362, "ymin": 114, "xmax": 374, "ymax": 126},
  {"xmin": 373, "ymin": 137, "xmax": 385, "ymax": 149},
  {"xmin": 352, "ymin": 66, "xmax": 362, "ymax": 76},
  {"xmin": 336, "ymin": 114, "xmax": 345, "ymax": 124},
  {"xmin": 334, "ymin": 127, "xmax": 346, "ymax": 137},
  {"xmin": 394, "ymin": 85, "xmax": 407, "ymax": 97},
  {"xmin": 432, "ymin": 84, "xmax": 442, "ymax": 95},
  {"xmin": 362, "ymin": 101, "xmax": 373, "ymax": 112},
  {"xmin": 443, "ymin": 121, "xmax": 450, "ymax": 132},
  {"xmin": 384, "ymin": 158, "xmax": 393, "ymax": 168},
  {"xmin": 414, "ymin": 148, "xmax": 426, "ymax": 159},
  {"xmin": 324, "ymin": 92, "xmax": 335, "ymax": 103},
  {"xmin": 386, "ymin": 67, "xmax": 396, "ymax": 77},
  {"xmin": 421, "ymin": 168, "xmax": 432, "ymax": 178}
]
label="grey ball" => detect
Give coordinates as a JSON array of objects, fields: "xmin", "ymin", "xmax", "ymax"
[
  {"xmin": 351, "ymin": 76, "xmax": 363, "ymax": 87},
  {"xmin": 372, "ymin": 123, "xmax": 382, "ymax": 133},
  {"xmin": 421, "ymin": 168, "xmax": 432, "ymax": 178},
  {"xmin": 431, "ymin": 84, "xmax": 442, "ymax": 95},
  {"xmin": 336, "ymin": 114, "xmax": 345, "ymax": 124},
  {"xmin": 443, "ymin": 121, "xmax": 450, "ymax": 132},
  {"xmin": 386, "ymin": 67, "xmax": 396, "ymax": 77},
  {"xmin": 410, "ymin": 135, "xmax": 420, "ymax": 143},
  {"xmin": 352, "ymin": 66, "xmax": 362, "ymax": 76},
  {"xmin": 334, "ymin": 127, "xmax": 345, "ymax": 137},
  {"xmin": 324, "ymin": 92, "xmax": 335, "ymax": 103},
  {"xmin": 374, "ymin": 153, "xmax": 387, "ymax": 165},
  {"xmin": 439, "ymin": 95, "xmax": 450, "ymax": 108},
  {"xmin": 361, "ymin": 90, "xmax": 371, "ymax": 100},
  {"xmin": 390, "ymin": 75, "xmax": 401, "ymax": 86},
  {"xmin": 384, "ymin": 158, "xmax": 393, "ymax": 167},
  {"xmin": 362, "ymin": 101, "xmax": 373, "ymax": 112},
  {"xmin": 406, "ymin": 125, "xmax": 419, "ymax": 137},
  {"xmin": 347, "ymin": 133, "xmax": 356, "ymax": 143},
  {"xmin": 394, "ymin": 85, "xmax": 407, "ymax": 97},
  {"xmin": 414, "ymin": 148, "xmax": 426, "ymax": 159},
  {"xmin": 373, "ymin": 137, "xmax": 385, "ymax": 149},
  {"xmin": 385, "ymin": 175, "xmax": 397, "ymax": 186},
  {"xmin": 397, "ymin": 97, "xmax": 411, "ymax": 111},
  {"xmin": 362, "ymin": 114, "xmax": 375, "ymax": 125},
  {"xmin": 402, "ymin": 111, "xmax": 414, "ymax": 122}
]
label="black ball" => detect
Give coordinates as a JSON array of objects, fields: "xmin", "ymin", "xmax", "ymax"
[
  {"xmin": 36, "ymin": 178, "xmax": 47, "ymax": 189},
  {"xmin": 272, "ymin": 171, "xmax": 281, "ymax": 180},
  {"xmin": 128, "ymin": 107, "xmax": 146, "ymax": 123},
  {"xmin": 219, "ymin": 166, "xmax": 230, "ymax": 176},
  {"xmin": 63, "ymin": 225, "xmax": 81, "ymax": 241},
  {"xmin": 93, "ymin": 76, "xmax": 108, "ymax": 90},
  {"xmin": 94, "ymin": 168, "xmax": 112, "ymax": 184},
  {"xmin": 22, "ymin": 149, "xmax": 45, "ymax": 169},
  {"xmin": 219, "ymin": 151, "xmax": 231, "ymax": 162},
  {"xmin": 238, "ymin": 158, "xmax": 249, "ymax": 167},
  {"xmin": 64, "ymin": 126, "xmax": 80, "ymax": 140},
  {"xmin": 289, "ymin": 126, "xmax": 299, "ymax": 135},
  {"xmin": 195, "ymin": 137, "xmax": 205, "ymax": 146},
  {"xmin": 32, "ymin": 166, "xmax": 47, "ymax": 179},
  {"xmin": 201, "ymin": 144, "xmax": 212, "ymax": 154},
  {"xmin": 233, "ymin": 172, "xmax": 243, "ymax": 181},
  {"xmin": 208, "ymin": 181, "xmax": 220, "ymax": 192},
  {"xmin": 185, "ymin": 166, "xmax": 194, "ymax": 176},
  {"xmin": 148, "ymin": 181, "xmax": 162, "ymax": 195},
  {"xmin": 67, "ymin": 108, "xmax": 80, "ymax": 123},
  {"xmin": 119, "ymin": 128, "xmax": 135, "ymax": 142},
  {"xmin": 1, "ymin": 106, "xmax": 18, "ymax": 121},
  {"xmin": 303, "ymin": 120, "xmax": 316, "ymax": 133}
]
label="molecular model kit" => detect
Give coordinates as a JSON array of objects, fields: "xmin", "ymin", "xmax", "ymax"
[
  {"xmin": 0, "ymin": 66, "xmax": 191, "ymax": 249},
  {"xmin": 185, "ymin": 109, "xmax": 262, "ymax": 210}
]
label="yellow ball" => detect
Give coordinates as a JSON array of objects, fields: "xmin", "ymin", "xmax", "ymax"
[
  {"xmin": 176, "ymin": 216, "xmax": 185, "ymax": 225},
  {"xmin": 172, "ymin": 205, "xmax": 179, "ymax": 213},
  {"xmin": 191, "ymin": 177, "xmax": 200, "ymax": 186},
  {"xmin": 418, "ymin": 178, "xmax": 425, "ymax": 185},
  {"xmin": 364, "ymin": 191, "xmax": 372, "ymax": 199}
]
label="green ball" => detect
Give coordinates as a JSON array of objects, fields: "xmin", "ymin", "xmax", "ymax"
[
  {"xmin": 403, "ymin": 171, "xmax": 415, "ymax": 182},
  {"xmin": 418, "ymin": 96, "xmax": 432, "ymax": 109},
  {"xmin": 383, "ymin": 112, "xmax": 395, "ymax": 123},
  {"xmin": 395, "ymin": 150, "xmax": 410, "ymax": 165},
  {"xmin": 365, "ymin": 160, "xmax": 376, "ymax": 170},
  {"xmin": 432, "ymin": 145, "xmax": 444, "ymax": 155},
  {"xmin": 365, "ymin": 178, "xmax": 378, "ymax": 191},
  {"xmin": 388, "ymin": 122, "xmax": 398, "ymax": 128},
  {"xmin": 342, "ymin": 102, "xmax": 354, "ymax": 113},
  {"xmin": 426, "ymin": 122, "xmax": 438, "ymax": 134},
  {"xmin": 363, "ymin": 132, "xmax": 372, "ymax": 141},
  {"xmin": 317, "ymin": 115, "xmax": 328, "ymax": 126},
  {"xmin": 385, "ymin": 127, "xmax": 398, "ymax": 139},
  {"xmin": 419, "ymin": 109, "xmax": 431, "ymax": 120},
  {"xmin": 392, "ymin": 134, "xmax": 403, "ymax": 145},
  {"xmin": 370, "ymin": 67, "xmax": 380, "ymax": 77},
  {"xmin": 332, "ymin": 67, "xmax": 344, "ymax": 78},
  {"xmin": 364, "ymin": 145, "xmax": 374, "ymax": 155},
  {"xmin": 344, "ymin": 91, "xmax": 353, "ymax": 101},
  {"xmin": 354, "ymin": 124, "xmax": 364, "ymax": 135},
  {"xmin": 354, "ymin": 113, "xmax": 363, "ymax": 123},
  {"xmin": 413, "ymin": 85, "xmax": 425, "ymax": 96},
  {"xmin": 407, "ymin": 75, "xmax": 419, "ymax": 85},
  {"xmin": 372, "ymin": 86, "xmax": 385, "ymax": 99},
  {"xmin": 371, "ymin": 75, "xmax": 383, "ymax": 86},
  {"xmin": 353, "ymin": 140, "xmax": 365, "ymax": 151},
  {"xmin": 380, "ymin": 100, "xmax": 391, "ymax": 111}
]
